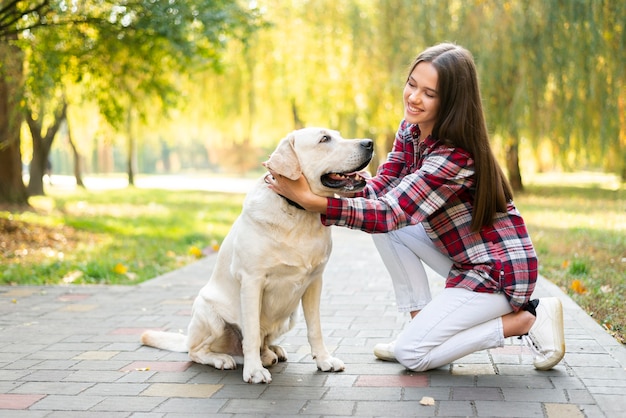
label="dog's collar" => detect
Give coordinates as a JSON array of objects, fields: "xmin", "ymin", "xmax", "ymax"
[
  {"xmin": 264, "ymin": 173, "xmax": 306, "ymax": 210},
  {"xmin": 281, "ymin": 196, "xmax": 305, "ymax": 210}
]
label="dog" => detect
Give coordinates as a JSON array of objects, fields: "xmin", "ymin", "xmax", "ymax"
[{"xmin": 141, "ymin": 127, "xmax": 374, "ymax": 383}]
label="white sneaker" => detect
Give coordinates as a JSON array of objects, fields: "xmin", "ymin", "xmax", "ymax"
[
  {"xmin": 522, "ymin": 297, "xmax": 565, "ymax": 370},
  {"xmin": 373, "ymin": 340, "xmax": 397, "ymax": 362}
]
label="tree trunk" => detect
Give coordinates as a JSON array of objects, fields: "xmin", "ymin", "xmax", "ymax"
[
  {"xmin": 25, "ymin": 102, "xmax": 67, "ymax": 196},
  {"xmin": 26, "ymin": 132, "xmax": 46, "ymax": 196},
  {"xmin": 66, "ymin": 116, "xmax": 85, "ymax": 188},
  {"xmin": 0, "ymin": 38, "xmax": 28, "ymax": 206},
  {"xmin": 291, "ymin": 99, "xmax": 304, "ymax": 130},
  {"xmin": 126, "ymin": 107, "xmax": 135, "ymax": 186},
  {"xmin": 506, "ymin": 140, "xmax": 524, "ymax": 192}
]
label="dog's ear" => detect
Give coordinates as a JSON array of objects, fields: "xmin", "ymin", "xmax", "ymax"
[{"xmin": 265, "ymin": 133, "xmax": 301, "ymax": 180}]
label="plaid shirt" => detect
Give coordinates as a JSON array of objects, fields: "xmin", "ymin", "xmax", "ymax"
[{"xmin": 322, "ymin": 120, "xmax": 537, "ymax": 310}]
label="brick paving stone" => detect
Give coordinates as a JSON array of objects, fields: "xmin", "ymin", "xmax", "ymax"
[
  {"xmin": 544, "ymin": 403, "xmax": 586, "ymax": 418},
  {"xmin": 121, "ymin": 361, "xmax": 193, "ymax": 372},
  {"xmin": 10, "ymin": 382, "xmax": 93, "ymax": 396},
  {"xmin": 141, "ymin": 383, "xmax": 222, "ymax": 398},
  {"xmin": 501, "ymin": 388, "xmax": 568, "ymax": 403},
  {"xmin": 354, "ymin": 374, "xmax": 428, "ymax": 387},
  {"xmin": 154, "ymin": 397, "xmax": 228, "ymax": 414},
  {"xmin": 29, "ymin": 394, "xmax": 105, "ymax": 411},
  {"xmin": 90, "ymin": 395, "xmax": 166, "ymax": 412},
  {"xmin": 82, "ymin": 382, "xmax": 150, "ymax": 396},
  {"xmin": 474, "ymin": 400, "xmax": 544, "ymax": 417},
  {"xmin": 354, "ymin": 400, "xmax": 433, "ymax": 417},
  {"xmin": 452, "ymin": 386, "xmax": 503, "ymax": 401},
  {"xmin": 436, "ymin": 400, "xmax": 475, "ymax": 417},
  {"xmin": 324, "ymin": 387, "xmax": 402, "ymax": 401},
  {"xmin": 210, "ymin": 383, "xmax": 267, "ymax": 399},
  {"xmin": 301, "ymin": 399, "xmax": 356, "ymax": 416},
  {"xmin": 221, "ymin": 399, "xmax": 306, "ymax": 415},
  {"xmin": 0, "ymin": 394, "xmax": 46, "ymax": 410}
]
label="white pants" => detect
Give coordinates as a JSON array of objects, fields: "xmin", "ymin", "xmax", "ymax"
[{"xmin": 372, "ymin": 224, "xmax": 513, "ymax": 371}]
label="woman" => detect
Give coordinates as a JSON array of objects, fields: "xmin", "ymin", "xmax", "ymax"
[{"xmin": 265, "ymin": 42, "xmax": 565, "ymax": 372}]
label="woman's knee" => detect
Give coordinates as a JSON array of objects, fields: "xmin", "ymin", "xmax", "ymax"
[{"xmin": 393, "ymin": 338, "xmax": 431, "ymax": 372}]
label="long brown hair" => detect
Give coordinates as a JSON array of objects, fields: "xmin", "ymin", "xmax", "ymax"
[{"xmin": 408, "ymin": 43, "xmax": 513, "ymax": 231}]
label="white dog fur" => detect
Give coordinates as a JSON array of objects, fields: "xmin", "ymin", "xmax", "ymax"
[{"xmin": 141, "ymin": 127, "xmax": 373, "ymax": 383}]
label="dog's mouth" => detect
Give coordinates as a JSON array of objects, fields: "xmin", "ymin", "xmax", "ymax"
[{"xmin": 321, "ymin": 161, "xmax": 370, "ymax": 192}]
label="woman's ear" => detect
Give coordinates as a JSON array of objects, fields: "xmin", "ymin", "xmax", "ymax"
[{"xmin": 264, "ymin": 133, "xmax": 301, "ymax": 180}]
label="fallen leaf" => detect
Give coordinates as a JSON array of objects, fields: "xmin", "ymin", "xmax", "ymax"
[
  {"xmin": 419, "ymin": 396, "xmax": 435, "ymax": 406},
  {"xmin": 570, "ymin": 279, "xmax": 587, "ymax": 294}
]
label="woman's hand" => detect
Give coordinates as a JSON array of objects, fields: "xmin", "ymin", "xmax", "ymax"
[{"xmin": 264, "ymin": 167, "xmax": 328, "ymax": 213}]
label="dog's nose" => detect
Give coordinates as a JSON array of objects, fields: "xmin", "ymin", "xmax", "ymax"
[{"xmin": 360, "ymin": 139, "xmax": 374, "ymax": 150}]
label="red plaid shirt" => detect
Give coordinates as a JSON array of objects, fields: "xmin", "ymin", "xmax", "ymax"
[{"xmin": 322, "ymin": 121, "xmax": 537, "ymax": 310}]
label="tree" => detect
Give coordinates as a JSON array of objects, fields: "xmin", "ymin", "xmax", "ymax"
[
  {"xmin": 0, "ymin": 1, "xmax": 55, "ymax": 205},
  {"xmin": 0, "ymin": 35, "xmax": 27, "ymax": 204},
  {"xmin": 0, "ymin": 0, "xmax": 264, "ymax": 204}
]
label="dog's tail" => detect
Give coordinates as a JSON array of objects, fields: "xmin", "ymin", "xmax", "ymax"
[{"xmin": 140, "ymin": 330, "xmax": 188, "ymax": 353}]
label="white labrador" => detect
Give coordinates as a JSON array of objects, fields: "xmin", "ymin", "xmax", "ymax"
[{"xmin": 141, "ymin": 127, "xmax": 374, "ymax": 383}]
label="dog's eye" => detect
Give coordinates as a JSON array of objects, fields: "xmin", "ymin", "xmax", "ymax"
[{"xmin": 320, "ymin": 135, "xmax": 331, "ymax": 143}]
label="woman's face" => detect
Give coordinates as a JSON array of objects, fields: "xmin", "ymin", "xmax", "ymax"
[{"xmin": 403, "ymin": 61, "xmax": 440, "ymax": 138}]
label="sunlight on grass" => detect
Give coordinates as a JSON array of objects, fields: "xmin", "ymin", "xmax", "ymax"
[
  {"xmin": 1, "ymin": 188, "xmax": 244, "ymax": 286},
  {"xmin": 516, "ymin": 172, "xmax": 625, "ymax": 343}
]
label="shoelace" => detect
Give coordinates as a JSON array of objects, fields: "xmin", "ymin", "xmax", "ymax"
[{"xmin": 519, "ymin": 334, "xmax": 548, "ymax": 362}]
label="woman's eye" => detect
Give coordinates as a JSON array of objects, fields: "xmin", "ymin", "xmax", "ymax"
[{"xmin": 320, "ymin": 135, "xmax": 331, "ymax": 143}]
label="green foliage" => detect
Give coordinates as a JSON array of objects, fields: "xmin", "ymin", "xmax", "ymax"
[
  {"xmin": 569, "ymin": 259, "xmax": 591, "ymax": 276},
  {"xmin": 12, "ymin": 0, "xmax": 266, "ymax": 129}
]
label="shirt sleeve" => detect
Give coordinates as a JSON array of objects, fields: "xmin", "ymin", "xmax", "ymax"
[{"xmin": 322, "ymin": 146, "xmax": 475, "ymax": 233}]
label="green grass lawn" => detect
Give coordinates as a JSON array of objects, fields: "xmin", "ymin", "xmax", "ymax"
[
  {"xmin": 1, "ymin": 187, "xmax": 244, "ymax": 286},
  {"xmin": 1, "ymin": 172, "xmax": 624, "ymax": 343},
  {"xmin": 516, "ymin": 172, "xmax": 625, "ymax": 343}
]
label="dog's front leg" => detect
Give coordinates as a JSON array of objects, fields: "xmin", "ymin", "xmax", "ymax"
[
  {"xmin": 301, "ymin": 275, "xmax": 345, "ymax": 373},
  {"xmin": 239, "ymin": 275, "xmax": 272, "ymax": 384}
]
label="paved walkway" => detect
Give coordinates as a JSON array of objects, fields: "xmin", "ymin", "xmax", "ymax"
[{"xmin": 1, "ymin": 227, "xmax": 625, "ymax": 417}]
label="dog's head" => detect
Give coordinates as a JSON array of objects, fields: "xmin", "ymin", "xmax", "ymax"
[{"xmin": 265, "ymin": 128, "xmax": 374, "ymax": 197}]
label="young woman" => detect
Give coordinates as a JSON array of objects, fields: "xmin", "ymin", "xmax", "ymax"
[{"xmin": 265, "ymin": 42, "xmax": 565, "ymax": 371}]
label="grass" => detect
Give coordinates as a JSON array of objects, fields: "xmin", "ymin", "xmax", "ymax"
[
  {"xmin": 0, "ymin": 187, "xmax": 244, "ymax": 286},
  {"xmin": 515, "ymin": 172, "xmax": 625, "ymax": 343},
  {"xmin": 0, "ymin": 172, "xmax": 624, "ymax": 343}
]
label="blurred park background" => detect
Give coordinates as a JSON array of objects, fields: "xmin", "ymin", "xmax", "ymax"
[
  {"xmin": 0, "ymin": 1, "xmax": 624, "ymax": 342},
  {"xmin": 1, "ymin": 0, "xmax": 625, "ymax": 202}
]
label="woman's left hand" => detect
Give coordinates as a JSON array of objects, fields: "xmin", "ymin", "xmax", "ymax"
[{"xmin": 264, "ymin": 167, "xmax": 327, "ymax": 213}]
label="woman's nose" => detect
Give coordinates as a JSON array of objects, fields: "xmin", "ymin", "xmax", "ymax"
[{"xmin": 409, "ymin": 90, "xmax": 421, "ymax": 102}]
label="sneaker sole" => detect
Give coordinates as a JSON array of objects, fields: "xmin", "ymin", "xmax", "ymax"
[
  {"xmin": 373, "ymin": 346, "xmax": 397, "ymax": 362},
  {"xmin": 534, "ymin": 297, "xmax": 565, "ymax": 370}
]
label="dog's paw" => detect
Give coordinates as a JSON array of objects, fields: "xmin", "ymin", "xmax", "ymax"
[
  {"xmin": 189, "ymin": 353, "xmax": 237, "ymax": 370},
  {"xmin": 261, "ymin": 348, "xmax": 279, "ymax": 367},
  {"xmin": 315, "ymin": 355, "xmax": 345, "ymax": 372},
  {"xmin": 243, "ymin": 365, "xmax": 272, "ymax": 384}
]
